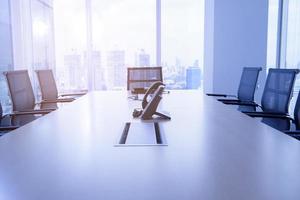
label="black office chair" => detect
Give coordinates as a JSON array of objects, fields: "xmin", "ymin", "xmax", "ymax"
[
  {"xmin": 206, "ymin": 67, "xmax": 262, "ymax": 105},
  {"xmin": 0, "ymin": 100, "xmax": 51, "ymax": 136},
  {"xmin": 241, "ymin": 69, "xmax": 299, "ymax": 118},
  {"xmin": 249, "ymin": 90, "xmax": 300, "ymax": 139},
  {"xmin": 127, "ymin": 67, "xmax": 163, "ymax": 93},
  {"xmin": 283, "ymin": 90, "xmax": 300, "ymax": 139},
  {"xmin": 0, "ymin": 103, "xmax": 18, "ymax": 136}
]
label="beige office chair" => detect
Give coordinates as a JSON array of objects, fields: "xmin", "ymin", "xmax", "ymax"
[
  {"xmin": 35, "ymin": 69, "xmax": 86, "ymax": 103},
  {"xmin": 127, "ymin": 67, "xmax": 163, "ymax": 93},
  {"xmin": 4, "ymin": 70, "xmax": 55, "ymax": 115}
]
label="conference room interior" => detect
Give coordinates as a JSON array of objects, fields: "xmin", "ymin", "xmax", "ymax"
[{"xmin": 2, "ymin": 0, "xmax": 300, "ymax": 199}]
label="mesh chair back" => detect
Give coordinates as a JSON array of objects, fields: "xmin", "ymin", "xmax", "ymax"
[
  {"xmin": 127, "ymin": 67, "xmax": 163, "ymax": 90},
  {"xmin": 35, "ymin": 69, "xmax": 58, "ymax": 101},
  {"xmin": 261, "ymin": 69, "xmax": 299, "ymax": 114},
  {"xmin": 237, "ymin": 67, "xmax": 262, "ymax": 101},
  {"xmin": 293, "ymin": 90, "xmax": 300, "ymax": 130},
  {"xmin": 4, "ymin": 70, "xmax": 35, "ymax": 111},
  {"xmin": 0, "ymin": 103, "xmax": 2, "ymax": 124}
]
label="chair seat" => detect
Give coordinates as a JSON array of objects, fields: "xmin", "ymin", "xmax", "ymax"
[{"xmin": 207, "ymin": 67, "xmax": 262, "ymax": 103}]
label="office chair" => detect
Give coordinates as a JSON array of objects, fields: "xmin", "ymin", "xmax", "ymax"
[
  {"xmin": 207, "ymin": 67, "xmax": 262, "ymax": 104},
  {"xmin": 241, "ymin": 69, "xmax": 299, "ymax": 118},
  {"xmin": 35, "ymin": 69, "xmax": 86, "ymax": 104},
  {"xmin": 0, "ymin": 99, "xmax": 52, "ymax": 136},
  {"xmin": 4, "ymin": 70, "xmax": 55, "ymax": 115},
  {"xmin": 127, "ymin": 67, "xmax": 163, "ymax": 93},
  {"xmin": 283, "ymin": 90, "xmax": 300, "ymax": 139},
  {"xmin": 0, "ymin": 101, "xmax": 45, "ymax": 136},
  {"xmin": 0, "ymin": 103, "xmax": 18, "ymax": 136},
  {"xmin": 249, "ymin": 90, "xmax": 300, "ymax": 140}
]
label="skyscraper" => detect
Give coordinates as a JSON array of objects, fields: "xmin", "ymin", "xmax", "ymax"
[
  {"xmin": 136, "ymin": 49, "xmax": 150, "ymax": 67},
  {"xmin": 186, "ymin": 66, "xmax": 201, "ymax": 89},
  {"xmin": 64, "ymin": 53, "xmax": 86, "ymax": 89},
  {"xmin": 84, "ymin": 51, "xmax": 106, "ymax": 90},
  {"xmin": 106, "ymin": 50, "xmax": 125, "ymax": 88}
]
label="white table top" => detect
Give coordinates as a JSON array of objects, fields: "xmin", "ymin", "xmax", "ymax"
[{"xmin": 1, "ymin": 90, "xmax": 300, "ymax": 200}]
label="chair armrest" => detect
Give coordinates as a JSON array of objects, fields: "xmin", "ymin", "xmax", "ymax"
[
  {"xmin": 284, "ymin": 130, "xmax": 300, "ymax": 135},
  {"xmin": 206, "ymin": 93, "xmax": 228, "ymax": 97},
  {"xmin": 218, "ymin": 98, "xmax": 239, "ymax": 102},
  {"xmin": 11, "ymin": 109, "xmax": 55, "ymax": 116},
  {"xmin": 59, "ymin": 91, "xmax": 87, "ymax": 97},
  {"xmin": 243, "ymin": 111, "xmax": 291, "ymax": 119},
  {"xmin": 284, "ymin": 130, "xmax": 300, "ymax": 139},
  {"xmin": 0, "ymin": 126, "xmax": 19, "ymax": 131},
  {"xmin": 223, "ymin": 101, "xmax": 258, "ymax": 106},
  {"xmin": 42, "ymin": 98, "xmax": 74, "ymax": 103}
]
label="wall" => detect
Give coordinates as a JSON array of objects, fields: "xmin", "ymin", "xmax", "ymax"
[{"xmin": 204, "ymin": 0, "xmax": 269, "ymax": 101}]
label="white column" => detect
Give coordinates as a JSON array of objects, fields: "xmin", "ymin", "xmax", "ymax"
[
  {"xmin": 203, "ymin": 0, "xmax": 215, "ymax": 92},
  {"xmin": 85, "ymin": 0, "xmax": 94, "ymax": 91}
]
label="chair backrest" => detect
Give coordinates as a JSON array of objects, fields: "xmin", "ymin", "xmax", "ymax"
[
  {"xmin": 237, "ymin": 67, "xmax": 262, "ymax": 101},
  {"xmin": 261, "ymin": 68, "xmax": 299, "ymax": 114},
  {"xmin": 4, "ymin": 70, "xmax": 36, "ymax": 111},
  {"xmin": 0, "ymin": 102, "xmax": 2, "ymax": 120},
  {"xmin": 35, "ymin": 69, "xmax": 58, "ymax": 101},
  {"xmin": 293, "ymin": 90, "xmax": 300, "ymax": 130},
  {"xmin": 127, "ymin": 67, "xmax": 163, "ymax": 90}
]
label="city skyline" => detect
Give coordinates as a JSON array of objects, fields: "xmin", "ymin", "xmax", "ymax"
[
  {"xmin": 57, "ymin": 48, "xmax": 202, "ymax": 90},
  {"xmin": 53, "ymin": 0, "xmax": 204, "ymax": 91}
]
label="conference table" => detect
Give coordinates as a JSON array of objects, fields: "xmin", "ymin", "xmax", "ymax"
[{"xmin": 1, "ymin": 90, "xmax": 300, "ymax": 200}]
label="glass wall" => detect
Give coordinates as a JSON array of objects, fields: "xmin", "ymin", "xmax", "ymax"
[
  {"xmin": 270, "ymin": 0, "xmax": 300, "ymax": 111},
  {"xmin": 162, "ymin": 0, "xmax": 204, "ymax": 89},
  {"xmin": 31, "ymin": 0, "xmax": 55, "ymax": 70},
  {"xmin": 91, "ymin": 0, "xmax": 156, "ymax": 90},
  {"xmin": 31, "ymin": 0, "xmax": 55, "ymax": 96},
  {"xmin": 53, "ymin": 0, "xmax": 87, "ymax": 91},
  {"xmin": 53, "ymin": 0, "xmax": 205, "ymax": 91},
  {"xmin": 285, "ymin": 0, "xmax": 300, "ymax": 69},
  {"xmin": 266, "ymin": 0, "xmax": 279, "ymax": 70},
  {"xmin": 284, "ymin": 0, "xmax": 300, "ymax": 96},
  {"xmin": 0, "ymin": 0, "xmax": 13, "ymax": 112},
  {"xmin": 0, "ymin": 0, "xmax": 55, "ymax": 110}
]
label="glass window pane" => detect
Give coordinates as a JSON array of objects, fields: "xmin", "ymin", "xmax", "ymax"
[
  {"xmin": 162, "ymin": 0, "xmax": 204, "ymax": 89},
  {"xmin": 267, "ymin": 0, "xmax": 279, "ymax": 70},
  {"xmin": 31, "ymin": 0, "xmax": 55, "ymax": 98},
  {"xmin": 285, "ymin": 0, "xmax": 300, "ymax": 69},
  {"xmin": 91, "ymin": 0, "xmax": 156, "ymax": 89},
  {"xmin": 284, "ymin": 0, "xmax": 300, "ymax": 112},
  {"xmin": 54, "ymin": 0, "xmax": 87, "ymax": 91},
  {"xmin": 53, "ymin": 0, "xmax": 204, "ymax": 91},
  {"xmin": 31, "ymin": 1, "xmax": 55, "ymax": 70},
  {"xmin": 0, "ymin": 0, "xmax": 13, "ymax": 113}
]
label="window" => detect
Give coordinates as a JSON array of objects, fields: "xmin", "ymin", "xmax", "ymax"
[
  {"xmin": 285, "ymin": 0, "xmax": 300, "ymax": 70},
  {"xmin": 31, "ymin": 0, "xmax": 55, "ymax": 96},
  {"xmin": 53, "ymin": 0, "xmax": 88, "ymax": 91},
  {"xmin": 266, "ymin": 0, "xmax": 279, "ymax": 69},
  {"xmin": 91, "ymin": 0, "xmax": 156, "ymax": 90},
  {"xmin": 274, "ymin": 0, "xmax": 300, "ymax": 111},
  {"xmin": 31, "ymin": 1, "xmax": 55, "ymax": 71},
  {"xmin": 0, "ymin": 0, "xmax": 13, "ymax": 112},
  {"xmin": 53, "ymin": 0, "xmax": 205, "ymax": 91},
  {"xmin": 162, "ymin": 0, "xmax": 204, "ymax": 89}
]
